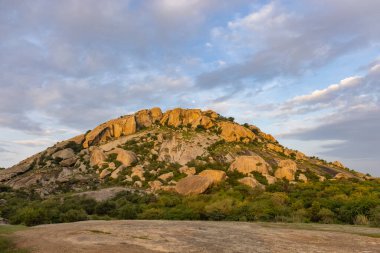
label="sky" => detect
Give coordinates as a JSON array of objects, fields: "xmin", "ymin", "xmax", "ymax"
[{"xmin": 0, "ymin": 0, "xmax": 379, "ymax": 176}]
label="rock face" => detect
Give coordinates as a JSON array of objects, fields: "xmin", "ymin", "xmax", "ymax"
[
  {"xmin": 238, "ymin": 177, "xmax": 265, "ymax": 190},
  {"xmin": 218, "ymin": 122, "xmax": 255, "ymax": 142},
  {"xmin": 160, "ymin": 108, "xmax": 214, "ymax": 129},
  {"xmin": 90, "ymin": 148, "xmax": 106, "ymax": 167},
  {"xmin": 158, "ymin": 134, "xmax": 217, "ymax": 165},
  {"xmin": 229, "ymin": 155, "xmax": 271, "ymax": 175},
  {"xmin": 52, "ymin": 148, "xmax": 75, "ymax": 160},
  {"xmin": 274, "ymin": 159, "xmax": 298, "ymax": 181},
  {"xmin": 175, "ymin": 175, "xmax": 213, "ymax": 195},
  {"xmin": 198, "ymin": 170, "xmax": 226, "ymax": 184},
  {"xmin": 107, "ymin": 148, "xmax": 137, "ymax": 167}
]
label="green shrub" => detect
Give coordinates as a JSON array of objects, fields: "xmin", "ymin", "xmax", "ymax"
[{"xmin": 60, "ymin": 209, "xmax": 88, "ymax": 223}]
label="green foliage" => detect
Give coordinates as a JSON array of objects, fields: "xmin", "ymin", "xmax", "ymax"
[
  {"xmin": 60, "ymin": 209, "xmax": 88, "ymax": 223},
  {"xmin": 1, "ymin": 173, "xmax": 380, "ymax": 227},
  {"xmin": 252, "ymin": 171, "xmax": 268, "ymax": 185}
]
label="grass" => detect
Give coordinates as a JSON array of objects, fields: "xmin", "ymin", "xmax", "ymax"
[{"xmin": 0, "ymin": 225, "xmax": 29, "ymax": 253}]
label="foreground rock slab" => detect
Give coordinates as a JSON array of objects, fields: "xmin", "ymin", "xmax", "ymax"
[{"xmin": 13, "ymin": 220, "xmax": 380, "ymax": 253}]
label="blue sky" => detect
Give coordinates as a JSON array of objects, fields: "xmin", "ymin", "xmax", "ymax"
[{"xmin": 0, "ymin": 0, "xmax": 379, "ymax": 176}]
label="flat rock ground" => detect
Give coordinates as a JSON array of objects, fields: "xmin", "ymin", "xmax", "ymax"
[{"xmin": 12, "ymin": 220, "xmax": 380, "ymax": 253}]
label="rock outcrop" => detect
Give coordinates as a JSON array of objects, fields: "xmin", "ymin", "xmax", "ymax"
[
  {"xmin": 229, "ymin": 155, "xmax": 271, "ymax": 175},
  {"xmin": 175, "ymin": 175, "xmax": 213, "ymax": 195}
]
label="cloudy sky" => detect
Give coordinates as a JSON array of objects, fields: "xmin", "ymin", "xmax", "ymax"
[{"xmin": 1, "ymin": 0, "xmax": 379, "ymax": 176}]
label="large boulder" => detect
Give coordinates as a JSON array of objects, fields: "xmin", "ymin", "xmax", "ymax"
[
  {"xmin": 217, "ymin": 121, "xmax": 255, "ymax": 142},
  {"xmin": 175, "ymin": 175, "xmax": 213, "ymax": 195},
  {"xmin": 238, "ymin": 177, "xmax": 265, "ymax": 190},
  {"xmin": 274, "ymin": 159, "xmax": 298, "ymax": 181},
  {"xmin": 198, "ymin": 170, "xmax": 226, "ymax": 184},
  {"xmin": 90, "ymin": 147, "xmax": 106, "ymax": 167},
  {"xmin": 52, "ymin": 148, "xmax": 75, "ymax": 160},
  {"xmin": 229, "ymin": 155, "xmax": 271, "ymax": 175},
  {"xmin": 107, "ymin": 148, "xmax": 137, "ymax": 167}
]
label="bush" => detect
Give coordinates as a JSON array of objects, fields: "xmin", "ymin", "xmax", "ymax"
[
  {"xmin": 60, "ymin": 209, "xmax": 88, "ymax": 223},
  {"xmin": 10, "ymin": 207, "xmax": 48, "ymax": 226},
  {"xmin": 370, "ymin": 206, "xmax": 380, "ymax": 227},
  {"xmin": 117, "ymin": 204, "xmax": 137, "ymax": 219},
  {"xmin": 95, "ymin": 201, "xmax": 116, "ymax": 216},
  {"xmin": 353, "ymin": 214, "xmax": 369, "ymax": 225}
]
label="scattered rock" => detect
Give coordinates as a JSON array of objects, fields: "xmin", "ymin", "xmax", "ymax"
[
  {"xmin": 99, "ymin": 169, "xmax": 111, "ymax": 179},
  {"xmin": 134, "ymin": 181, "xmax": 142, "ymax": 187},
  {"xmin": 175, "ymin": 175, "xmax": 213, "ymax": 195},
  {"xmin": 158, "ymin": 172, "xmax": 174, "ymax": 181},
  {"xmin": 298, "ymin": 173, "xmax": 308, "ymax": 182},
  {"xmin": 110, "ymin": 166, "xmax": 124, "ymax": 179},
  {"xmin": 179, "ymin": 166, "xmax": 196, "ymax": 176},
  {"xmin": 148, "ymin": 180, "xmax": 163, "ymax": 191},
  {"xmin": 131, "ymin": 166, "xmax": 145, "ymax": 181}
]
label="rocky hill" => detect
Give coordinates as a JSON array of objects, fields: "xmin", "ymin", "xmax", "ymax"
[{"xmin": 0, "ymin": 107, "xmax": 369, "ymax": 197}]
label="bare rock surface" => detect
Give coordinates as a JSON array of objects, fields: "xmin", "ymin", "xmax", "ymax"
[{"xmin": 12, "ymin": 220, "xmax": 380, "ymax": 253}]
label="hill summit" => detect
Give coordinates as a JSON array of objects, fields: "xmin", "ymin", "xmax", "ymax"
[{"xmin": 0, "ymin": 107, "xmax": 369, "ymax": 196}]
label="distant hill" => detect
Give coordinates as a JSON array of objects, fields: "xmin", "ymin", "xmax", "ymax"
[{"xmin": 0, "ymin": 107, "xmax": 379, "ymax": 227}]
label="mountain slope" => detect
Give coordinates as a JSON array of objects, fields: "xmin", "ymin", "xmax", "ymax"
[{"xmin": 0, "ymin": 107, "xmax": 369, "ymax": 196}]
